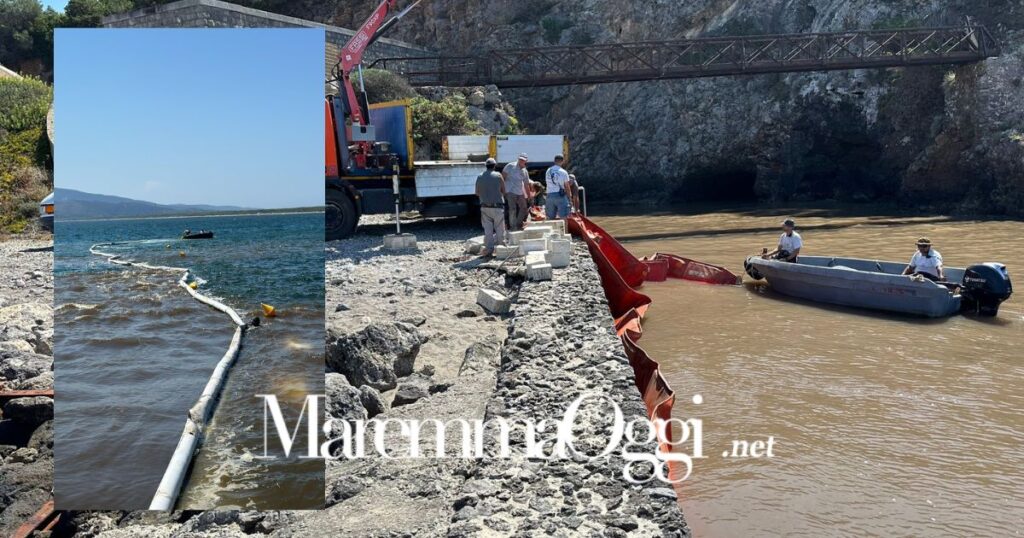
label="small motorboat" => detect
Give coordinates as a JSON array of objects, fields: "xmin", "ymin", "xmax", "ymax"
[
  {"xmin": 182, "ymin": 230, "xmax": 214, "ymax": 239},
  {"xmin": 744, "ymin": 256, "xmax": 1012, "ymax": 317}
]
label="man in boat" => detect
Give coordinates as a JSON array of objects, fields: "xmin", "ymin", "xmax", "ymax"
[
  {"xmin": 902, "ymin": 237, "xmax": 944, "ymax": 281},
  {"xmin": 763, "ymin": 218, "xmax": 802, "ymax": 262}
]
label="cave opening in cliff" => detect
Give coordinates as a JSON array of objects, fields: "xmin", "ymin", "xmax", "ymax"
[{"xmin": 673, "ymin": 165, "xmax": 758, "ymax": 202}]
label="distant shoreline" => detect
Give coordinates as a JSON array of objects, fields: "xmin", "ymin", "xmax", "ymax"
[{"xmin": 57, "ymin": 207, "xmax": 324, "ymax": 223}]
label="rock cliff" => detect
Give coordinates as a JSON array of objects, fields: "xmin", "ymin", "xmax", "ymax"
[{"xmin": 328, "ymin": 0, "xmax": 1024, "ymax": 215}]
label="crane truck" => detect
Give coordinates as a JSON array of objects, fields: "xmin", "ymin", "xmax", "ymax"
[{"xmin": 324, "ymin": 0, "xmax": 568, "ymax": 240}]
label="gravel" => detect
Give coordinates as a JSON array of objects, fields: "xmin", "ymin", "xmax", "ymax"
[{"xmin": 0, "ymin": 239, "xmax": 54, "ymax": 537}]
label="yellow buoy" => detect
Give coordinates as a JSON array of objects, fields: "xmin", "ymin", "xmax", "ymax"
[
  {"xmin": 261, "ymin": 303, "xmax": 277, "ymax": 317},
  {"xmin": 179, "ymin": 251, "xmax": 186, "ymax": 257},
  {"xmin": 188, "ymin": 281, "xmax": 198, "ymax": 289}
]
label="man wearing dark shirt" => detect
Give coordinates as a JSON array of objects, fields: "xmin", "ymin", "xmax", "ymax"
[{"xmin": 475, "ymin": 158, "xmax": 506, "ymax": 257}]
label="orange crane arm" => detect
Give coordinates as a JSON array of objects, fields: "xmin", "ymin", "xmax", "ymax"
[
  {"xmin": 338, "ymin": 0, "xmax": 419, "ymax": 127},
  {"xmin": 334, "ymin": 0, "xmax": 419, "ymax": 170}
]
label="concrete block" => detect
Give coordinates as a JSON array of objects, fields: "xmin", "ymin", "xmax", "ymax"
[
  {"xmin": 549, "ymin": 238, "xmax": 571, "ymax": 254},
  {"xmin": 519, "ymin": 238, "xmax": 547, "ymax": 255},
  {"xmin": 525, "ymin": 251, "xmax": 548, "ymax": 266},
  {"xmin": 465, "ymin": 235, "xmax": 485, "ymax": 254},
  {"xmin": 527, "ymin": 263, "xmax": 553, "ymax": 281},
  {"xmin": 384, "ymin": 233, "xmax": 417, "ymax": 250},
  {"xmin": 507, "ymin": 231, "xmax": 525, "ymax": 246},
  {"xmin": 545, "ymin": 220, "xmax": 566, "ymax": 235},
  {"xmin": 523, "ymin": 225, "xmax": 553, "ymax": 240},
  {"xmin": 477, "ymin": 288, "xmax": 511, "ymax": 314},
  {"xmin": 548, "ymin": 250, "xmax": 571, "ymax": 268},
  {"xmin": 494, "ymin": 245, "xmax": 519, "ymax": 260}
]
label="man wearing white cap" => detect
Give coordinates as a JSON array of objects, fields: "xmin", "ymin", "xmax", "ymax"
[{"xmin": 502, "ymin": 153, "xmax": 530, "ymax": 231}]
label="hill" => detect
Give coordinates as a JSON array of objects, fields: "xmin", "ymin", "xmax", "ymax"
[{"xmin": 55, "ymin": 188, "xmax": 251, "ymax": 219}]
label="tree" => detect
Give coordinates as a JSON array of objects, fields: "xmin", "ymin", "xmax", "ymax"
[
  {"xmin": 410, "ymin": 96, "xmax": 480, "ymax": 157},
  {"xmin": 63, "ymin": 0, "xmax": 135, "ymax": 27},
  {"xmin": 359, "ymin": 68, "xmax": 417, "ymax": 104},
  {"xmin": 0, "ymin": 0, "xmax": 45, "ymax": 72}
]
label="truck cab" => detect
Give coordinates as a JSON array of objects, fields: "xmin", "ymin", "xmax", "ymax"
[{"xmin": 39, "ymin": 191, "xmax": 54, "ymax": 232}]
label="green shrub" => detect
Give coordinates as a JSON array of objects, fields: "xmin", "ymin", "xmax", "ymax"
[
  {"xmin": 0, "ymin": 76, "xmax": 52, "ymax": 234},
  {"xmin": 0, "ymin": 164, "xmax": 50, "ymax": 234},
  {"xmin": 358, "ymin": 68, "xmax": 417, "ymax": 104},
  {"xmin": 410, "ymin": 96, "xmax": 480, "ymax": 155},
  {"xmin": 499, "ymin": 115, "xmax": 521, "ymax": 135},
  {"xmin": 0, "ymin": 126, "xmax": 47, "ymax": 171},
  {"xmin": 0, "ymin": 77, "xmax": 51, "ymax": 132},
  {"xmin": 63, "ymin": 0, "xmax": 135, "ymax": 27}
]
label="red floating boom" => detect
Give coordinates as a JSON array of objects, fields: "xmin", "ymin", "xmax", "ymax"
[{"xmin": 567, "ymin": 213, "xmax": 739, "ymax": 492}]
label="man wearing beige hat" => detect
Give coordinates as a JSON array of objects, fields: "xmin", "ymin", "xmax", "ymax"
[
  {"xmin": 903, "ymin": 237, "xmax": 945, "ymax": 281},
  {"xmin": 502, "ymin": 153, "xmax": 530, "ymax": 231}
]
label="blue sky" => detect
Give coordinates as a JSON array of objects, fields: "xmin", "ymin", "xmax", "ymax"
[
  {"xmin": 41, "ymin": 0, "xmax": 67, "ymax": 10},
  {"xmin": 55, "ymin": 29, "xmax": 324, "ymax": 209}
]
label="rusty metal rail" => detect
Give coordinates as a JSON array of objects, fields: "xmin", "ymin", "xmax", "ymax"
[
  {"xmin": 3, "ymin": 389, "xmax": 58, "ymax": 537},
  {"xmin": 0, "ymin": 389, "xmax": 54, "ymax": 402},
  {"xmin": 13, "ymin": 500, "xmax": 59, "ymax": 538},
  {"xmin": 369, "ymin": 24, "xmax": 999, "ymax": 87}
]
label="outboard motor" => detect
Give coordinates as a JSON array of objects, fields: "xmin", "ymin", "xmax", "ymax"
[
  {"xmin": 743, "ymin": 256, "xmax": 764, "ymax": 280},
  {"xmin": 960, "ymin": 263, "xmax": 1012, "ymax": 316}
]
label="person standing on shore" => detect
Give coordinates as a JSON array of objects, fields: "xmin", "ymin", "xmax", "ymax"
[
  {"xmin": 545, "ymin": 154, "xmax": 570, "ymax": 219},
  {"xmin": 475, "ymin": 158, "xmax": 506, "ymax": 257},
  {"xmin": 502, "ymin": 153, "xmax": 530, "ymax": 231},
  {"xmin": 567, "ymin": 173, "xmax": 581, "ymax": 214}
]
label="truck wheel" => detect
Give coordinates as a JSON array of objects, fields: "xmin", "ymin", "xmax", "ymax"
[{"xmin": 326, "ymin": 189, "xmax": 357, "ymax": 240}]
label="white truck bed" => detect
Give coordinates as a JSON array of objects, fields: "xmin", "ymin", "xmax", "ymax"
[{"xmin": 414, "ymin": 161, "xmax": 482, "ymax": 198}]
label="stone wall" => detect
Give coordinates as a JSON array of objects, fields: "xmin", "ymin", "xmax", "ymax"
[
  {"xmin": 448, "ymin": 241, "xmax": 691, "ymax": 536},
  {"xmin": 102, "ymin": 0, "xmax": 433, "ymax": 87}
]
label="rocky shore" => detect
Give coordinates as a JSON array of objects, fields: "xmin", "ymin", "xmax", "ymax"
[
  {"xmin": 0, "ymin": 216, "xmax": 688, "ymax": 536},
  {"xmin": 0, "ymin": 239, "xmax": 55, "ymax": 536},
  {"xmin": 308, "ymin": 214, "xmax": 690, "ymax": 536}
]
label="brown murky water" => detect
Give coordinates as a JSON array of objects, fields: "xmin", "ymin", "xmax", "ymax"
[{"xmin": 596, "ymin": 206, "xmax": 1024, "ymax": 537}]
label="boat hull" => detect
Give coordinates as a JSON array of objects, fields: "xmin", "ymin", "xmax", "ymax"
[{"xmin": 745, "ymin": 256, "xmax": 961, "ymax": 318}]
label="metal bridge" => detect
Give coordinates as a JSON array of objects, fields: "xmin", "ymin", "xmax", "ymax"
[{"xmin": 368, "ymin": 24, "xmax": 999, "ymax": 88}]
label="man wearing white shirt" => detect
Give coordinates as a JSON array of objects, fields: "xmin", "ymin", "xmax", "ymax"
[
  {"xmin": 764, "ymin": 218, "xmax": 802, "ymax": 262},
  {"xmin": 544, "ymin": 154, "xmax": 570, "ymax": 219},
  {"xmin": 502, "ymin": 153, "xmax": 530, "ymax": 231},
  {"xmin": 902, "ymin": 237, "xmax": 945, "ymax": 281}
]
